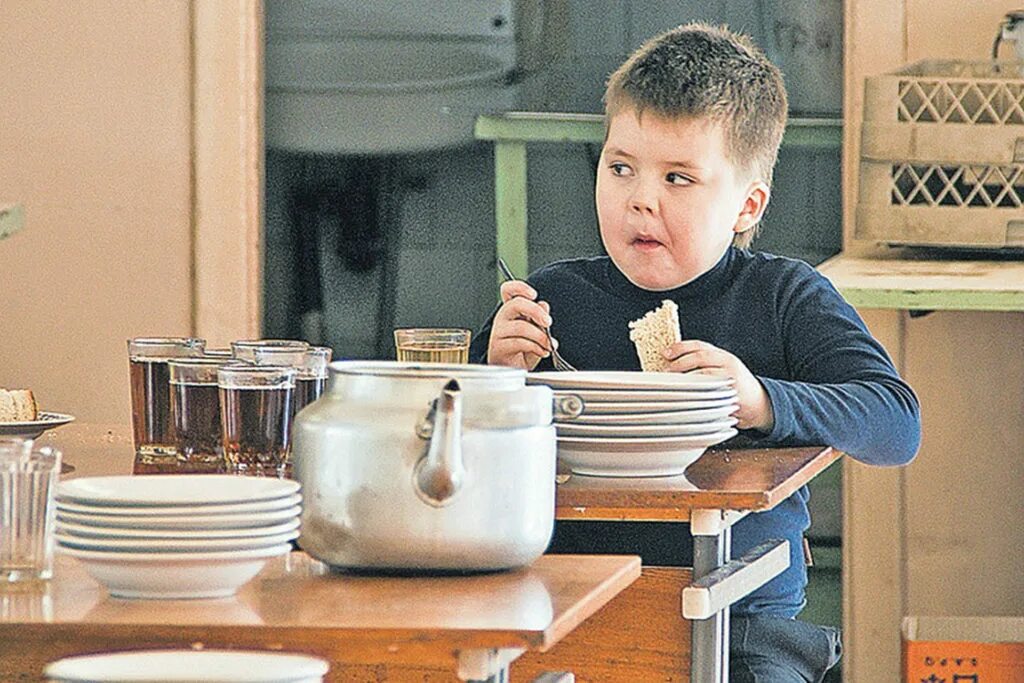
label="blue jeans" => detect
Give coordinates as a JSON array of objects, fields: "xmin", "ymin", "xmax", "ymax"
[{"xmin": 730, "ymin": 615, "xmax": 842, "ymax": 682}]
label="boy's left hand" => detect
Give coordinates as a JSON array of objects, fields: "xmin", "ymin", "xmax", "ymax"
[{"xmin": 662, "ymin": 340, "xmax": 774, "ymax": 432}]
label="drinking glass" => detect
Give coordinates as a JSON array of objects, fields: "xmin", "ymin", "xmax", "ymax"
[
  {"xmin": 393, "ymin": 328, "xmax": 471, "ymax": 364},
  {"xmin": 246, "ymin": 346, "xmax": 333, "ymax": 415},
  {"xmin": 218, "ymin": 365, "xmax": 296, "ymax": 477},
  {"xmin": 169, "ymin": 358, "xmax": 229, "ymax": 468},
  {"xmin": 128, "ymin": 337, "xmax": 206, "ymax": 464},
  {"xmin": 0, "ymin": 440, "xmax": 61, "ymax": 582},
  {"xmin": 230, "ymin": 339, "xmax": 308, "ymax": 363}
]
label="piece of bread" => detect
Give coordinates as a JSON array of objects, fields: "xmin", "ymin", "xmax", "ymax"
[
  {"xmin": 0, "ymin": 389, "xmax": 38, "ymax": 422},
  {"xmin": 628, "ymin": 300, "xmax": 681, "ymax": 372}
]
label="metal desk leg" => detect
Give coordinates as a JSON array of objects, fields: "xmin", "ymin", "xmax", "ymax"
[
  {"xmin": 458, "ymin": 647, "xmax": 525, "ymax": 683},
  {"xmin": 690, "ymin": 513, "xmax": 735, "ymax": 683},
  {"xmin": 493, "ymin": 140, "xmax": 529, "ymax": 284}
]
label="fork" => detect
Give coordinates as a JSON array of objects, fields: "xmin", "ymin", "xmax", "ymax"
[{"xmin": 497, "ymin": 257, "xmax": 577, "ymax": 371}]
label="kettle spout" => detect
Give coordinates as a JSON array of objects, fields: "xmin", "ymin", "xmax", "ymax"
[{"xmin": 413, "ymin": 379, "xmax": 465, "ymax": 506}]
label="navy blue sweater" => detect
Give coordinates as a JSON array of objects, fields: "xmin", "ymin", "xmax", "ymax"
[{"xmin": 470, "ymin": 248, "xmax": 920, "ymax": 617}]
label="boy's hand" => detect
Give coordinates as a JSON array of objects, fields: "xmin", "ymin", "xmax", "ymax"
[
  {"xmin": 487, "ymin": 280, "xmax": 553, "ymax": 370},
  {"xmin": 662, "ymin": 340, "xmax": 774, "ymax": 432}
]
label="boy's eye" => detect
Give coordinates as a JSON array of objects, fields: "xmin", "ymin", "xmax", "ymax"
[
  {"xmin": 609, "ymin": 162, "xmax": 631, "ymax": 176},
  {"xmin": 666, "ymin": 172, "xmax": 692, "ymax": 185}
]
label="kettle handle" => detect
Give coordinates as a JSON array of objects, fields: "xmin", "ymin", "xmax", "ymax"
[{"xmin": 413, "ymin": 379, "xmax": 465, "ymax": 507}]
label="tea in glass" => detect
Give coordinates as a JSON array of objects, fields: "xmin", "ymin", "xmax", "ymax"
[
  {"xmin": 128, "ymin": 337, "xmax": 206, "ymax": 464},
  {"xmin": 294, "ymin": 347, "xmax": 332, "ymax": 414},
  {"xmin": 218, "ymin": 365, "xmax": 295, "ymax": 477},
  {"xmin": 394, "ymin": 329, "xmax": 471, "ymax": 364},
  {"xmin": 169, "ymin": 358, "xmax": 227, "ymax": 468}
]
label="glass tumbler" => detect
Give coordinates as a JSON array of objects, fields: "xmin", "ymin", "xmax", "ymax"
[
  {"xmin": 0, "ymin": 440, "xmax": 61, "ymax": 582},
  {"xmin": 393, "ymin": 328, "xmax": 471, "ymax": 364},
  {"xmin": 218, "ymin": 365, "xmax": 296, "ymax": 478},
  {"xmin": 128, "ymin": 337, "xmax": 206, "ymax": 464}
]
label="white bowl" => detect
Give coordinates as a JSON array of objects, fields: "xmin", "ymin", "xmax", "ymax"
[
  {"xmin": 57, "ymin": 475, "xmax": 300, "ymax": 507},
  {"xmin": 45, "ymin": 648, "xmax": 328, "ymax": 682},
  {"xmin": 56, "ymin": 505, "xmax": 302, "ymax": 530},
  {"xmin": 556, "ymin": 429, "xmax": 738, "ymax": 477},
  {"xmin": 56, "ymin": 528, "xmax": 299, "ymax": 553},
  {"xmin": 58, "ymin": 544, "xmax": 292, "ymax": 599}
]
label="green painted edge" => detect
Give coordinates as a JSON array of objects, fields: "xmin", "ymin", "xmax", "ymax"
[
  {"xmin": 475, "ymin": 113, "xmax": 842, "ymax": 149},
  {"xmin": 838, "ymin": 287, "xmax": 1024, "ymax": 312},
  {"xmin": 494, "ymin": 142, "xmax": 530, "ymax": 285},
  {"xmin": 0, "ymin": 203, "xmax": 25, "ymax": 240}
]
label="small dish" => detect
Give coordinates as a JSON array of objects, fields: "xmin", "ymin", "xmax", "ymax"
[
  {"xmin": 57, "ymin": 474, "xmax": 300, "ymax": 507},
  {"xmin": 57, "ymin": 543, "xmax": 292, "ymax": 599},
  {"xmin": 44, "ymin": 649, "xmax": 329, "ymax": 682},
  {"xmin": 0, "ymin": 412, "xmax": 75, "ymax": 439},
  {"xmin": 56, "ymin": 504, "xmax": 302, "ymax": 530},
  {"xmin": 56, "ymin": 528, "xmax": 299, "ymax": 552},
  {"xmin": 56, "ymin": 493, "xmax": 302, "ymax": 517},
  {"xmin": 56, "ymin": 517, "xmax": 300, "ymax": 540}
]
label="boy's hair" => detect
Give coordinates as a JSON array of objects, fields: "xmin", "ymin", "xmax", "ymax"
[{"xmin": 604, "ymin": 23, "xmax": 788, "ymax": 247}]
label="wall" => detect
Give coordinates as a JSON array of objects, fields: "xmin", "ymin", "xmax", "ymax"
[
  {"xmin": 0, "ymin": 1, "xmax": 193, "ymax": 424},
  {"xmin": 0, "ymin": 0, "xmax": 261, "ymax": 425},
  {"xmin": 843, "ymin": 3, "xmax": 1024, "ymax": 682}
]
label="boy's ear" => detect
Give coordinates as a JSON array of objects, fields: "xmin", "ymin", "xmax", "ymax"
[{"xmin": 733, "ymin": 181, "xmax": 771, "ymax": 235}]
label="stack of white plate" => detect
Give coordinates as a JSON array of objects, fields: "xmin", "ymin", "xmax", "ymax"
[
  {"xmin": 45, "ymin": 649, "xmax": 329, "ymax": 682},
  {"xmin": 55, "ymin": 475, "xmax": 301, "ymax": 599},
  {"xmin": 528, "ymin": 371, "xmax": 740, "ymax": 477}
]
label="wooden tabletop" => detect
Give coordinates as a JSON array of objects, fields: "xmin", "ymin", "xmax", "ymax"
[
  {"xmin": 40, "ymin": 424, "xmax": 841, "ymax": 523},
  {"xmin": 555, "ymin": 446, "xmax": 841, "ymax": 521}
]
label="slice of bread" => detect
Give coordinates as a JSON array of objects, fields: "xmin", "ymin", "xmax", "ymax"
[
  {"xmin": 628, "ymin": 300, "xmax": 681, "ymax": 372},
  {"xmin": 0, "ymin": 389, "xmax": 38, "ymax": 422}
]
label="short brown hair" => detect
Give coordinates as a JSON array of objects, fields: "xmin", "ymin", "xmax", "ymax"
[{"xmin": 604, "ymin": 23, "xmax": 788, "ymax": 246}]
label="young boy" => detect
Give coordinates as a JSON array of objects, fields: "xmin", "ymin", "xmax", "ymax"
[{"xmin": 469, "ymin": 22, "xmax": 921, "ymax": 682}]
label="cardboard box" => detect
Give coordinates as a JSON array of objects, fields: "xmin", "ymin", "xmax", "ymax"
[{"xmin": 903, "ymin": 616, "xmax": 1024, "ymax": 682}]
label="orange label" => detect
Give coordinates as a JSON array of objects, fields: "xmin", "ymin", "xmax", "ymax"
[{"xmin": 904, "ymin": 640, "xmax": 1024, "ymax": 682}]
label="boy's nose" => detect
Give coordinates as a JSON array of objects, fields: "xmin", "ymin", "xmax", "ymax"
[{"xmin": 629, "ymin": 186, "xmax": 659, "ymax": 216}]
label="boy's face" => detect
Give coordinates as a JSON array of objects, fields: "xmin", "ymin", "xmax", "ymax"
[{"xmin": 596, "ymin": 109, "xmax": 768, "ymax": 291}]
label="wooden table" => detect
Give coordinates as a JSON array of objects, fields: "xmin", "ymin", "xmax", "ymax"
[
  {"xmin": 7, "ymin": 424, "xmax": 642, "ymax": 682},
  {"xmin": 0, "ymin": 552, "xmax": 639, "ymax": 682},
  {"xmin": 545, "ymin": 445, "xmax": 842, "ymax": 683},
  {"xmin": 34, "ymin": 424, "xmax": 840, "ymax": 683}
]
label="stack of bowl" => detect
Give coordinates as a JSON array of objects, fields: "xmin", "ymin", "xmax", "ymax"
[{"xmin": 55, "ymin": 475, "xmax": 300, "ymax": 598}]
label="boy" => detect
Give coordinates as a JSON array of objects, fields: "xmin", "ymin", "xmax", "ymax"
[{"xmin": 469, "ymin": 22, "xmax": 921, "ymax": 682}]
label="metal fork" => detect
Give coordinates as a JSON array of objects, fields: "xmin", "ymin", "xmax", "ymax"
[{"xmin": 497, "ymin": 257, "xmax": 577, "ymax": 371}]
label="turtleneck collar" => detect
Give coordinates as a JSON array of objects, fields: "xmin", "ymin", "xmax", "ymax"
[{"xmin": 603, "ymin": 247, "xmax": 738, "ymax": 303}]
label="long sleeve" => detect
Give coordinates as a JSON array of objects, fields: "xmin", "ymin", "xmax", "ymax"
[{"xmin": 755, "ymin": 266, "xmax": 921, "ymax": 466}]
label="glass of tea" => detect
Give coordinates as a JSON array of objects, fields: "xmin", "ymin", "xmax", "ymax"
[
  {"xmin": 128, "ymin": 337, "xmax": 206, "ymax": 465},
  {"xmin": 393, "ymin": 328, "xmax": 471, "ymax": 364},
  {"xmin": 230, "ymin": 339, "xmax": 308, "ymax": 363},
  {"xmin": 244, "ymin": 345, "xmax": 332, "ymax": 414},
  {"xmin": 218, "ymin": 364, "xmax": 296, "ymax": 478},
  {"xmin": 168, "ymin": 358, "xmax": 228, "ymax": 469}
]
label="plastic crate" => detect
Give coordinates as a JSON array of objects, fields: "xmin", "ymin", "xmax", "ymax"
[{"xmin": 857, "ymin": 60, "xmax": 1024, "ymax": 249}]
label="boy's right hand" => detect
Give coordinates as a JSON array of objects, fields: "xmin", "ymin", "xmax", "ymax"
[{"xmin": 486, "ymin": 280, "xmax": 554, "ymax": 370}]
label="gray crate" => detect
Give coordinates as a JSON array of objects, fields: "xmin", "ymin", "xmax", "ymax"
[{"xmin": 857, "ymin": 60, "xmax": 1024, "ymax": 249}]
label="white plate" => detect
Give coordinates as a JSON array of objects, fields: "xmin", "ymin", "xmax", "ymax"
[
  {"xmin": 566, "ymin": 387, "xmax": 738, "ymax": 403},
  {"xmin": 56, "ymin": 528, "xmax": 299, "ymax": 553},
  {"xmin": 57, "ymin": 493, "xmax": 302, "ymax": 517},
  {"xmin": 565, "ymin": 404, "xmax": 738, "ymax": 425},
  {"xmin": 573, "ymin": 398, "xmax": 737, "ymax": 414},
  {"xmin": 0, "ymin": 411, "xmax": 75, "ymax": 439},
  {"xmin": 56, "ymin": 518, "xmax": 300, "ymax": 540},
  {"xmin": 556, "ymin": 429, "xmax": 737, "ymax": 477},
  {"xmin": 57, "ymin": 475, "xmax": 300, "ymax": 507},
  {"xmin": 56, "ymin": 505, "xmax": 302, "ymax": 530},
  {"xmin": 529, "ymin": 370, "xmax": 733, "ymax": 391},
  {"xmin": 45, "ymin": 649, "xmax": 329, "ymax": 683},
  {"xmin": 57, "ymin": 543, "xmax": 292, "ymax": 599},
  {"xmin": 555, "ymin": 418, "xmax": 737, "ymax": 438}
]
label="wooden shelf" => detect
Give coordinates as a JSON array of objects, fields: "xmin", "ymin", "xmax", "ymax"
[
  {"xmin": 818, "ymin": 252, "xmax": 1024, "ymax": 312},
  {"xmin": 0, "ymin": 203, "xmax": 24, "ymax": 240}
]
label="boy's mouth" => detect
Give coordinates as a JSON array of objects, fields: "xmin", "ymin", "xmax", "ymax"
[{"xmin": 631, "ymin": 236, "xmax": 664, "ymax": 251}]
